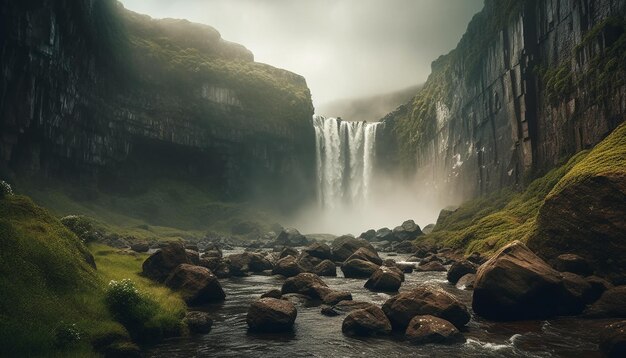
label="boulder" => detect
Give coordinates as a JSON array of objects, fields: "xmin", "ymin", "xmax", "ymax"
[
  {"xmin": 297, "ymin": 252, "xmax": 323, "ymax": 271},
  {"xmin": 422, "ymin": 224, "xmax": 435, "ymax": 235},
  {"xmin": 360, "ymin": 229, "xmax": 377, "ymax": 242},
  {"xmin": 341, "ymin": 259, "xmax": 379, "ymax": 278},
  {"xmin": 600, "ymin": 320, "xmax": 626, "ymax": 358},
  {"xmin": 312, "ymin": 259, "xmax": 337, "ymax": 277},
  {"xmin": 246, "ymin": 298, "xmax": 297, "ymax": 332},
  {"xmin": 346, "ymin": 247, "xmax": 382, "ymax": 265},
  {"xmin": 275, "ymin": 228, "xmax": 308, "ymax": 247},
  {"xmin": 331, "ymin": 235, "xmax": 376, "ymax": 262},
  {"xmin": 184, "ymin": 311, "xmax": 213, "ymax": 334},
  {"xmin": 186, "ymin": 249, "xmax": 200, "ymax": 265},
  {"xmin": 142, "ymin": 242, "xmax": 191, "ymax": 282},
  {"xmin": 342, "ymin": 306, "xmax": 392, "ymax": 336},
  {"xmin": 279, "ymin": 247, "xmax": 299, "ymax": 259},
  {"xmin": 416, "ymin": 261, "xmax": 447, "ymax": 272},
  {"xmin": 281, "ymin": 273, "xmax": 328, "ymax": 297},
  {"xmin": 393, "ymin": 241, "xmax": 417, "ymax": 254},
  {"xmin": 447, "ymin": 260, "xmax": 478, "ymax": 284},
  {"xmin": 466, "ymin": 252, "xmax": 486, "ymax": 265},
  {"xmin": 303, "ymin": 242, "xmax": 332, "ymax": 260},
  {"xmin": 419, "ymin": 255, "xmax": 443, "ymax": 265},
  {"xmin": 586, "ymin": 275, "xmax": 614, "ymax": 302},
  {"xmin": 455, "ymin": 274, "xmax": 475, "ymax": 290},
  {"xmin": 130, "ymin": 241, "xmax": 150, "ymax": 253},
  {"xmin": 272, "ymin": 256, "xmax": 304, "ymax": 277},
  {"xmin": 375, "ymin": 228, "xmax": 394, "ymax": 242},
  {"xmin": 584, "ymin": 286, "xmax": 626, "ymax": 318},
  {"xmin": 261, "ymin": 289, "xmax": 282, "ymax": 299},
  {"xmin": 552, "ymin": 254, "xmax": 593, "ymax": 276},
  {"xmin": 382, "ymin": 285, "xmax": 470, "ymax": 330},
  {"xmin": 365, "ymin": 266, "xmax": 403, "ymax": 292},
  {"xmin": 164, "ymin": 264, "xmax": 225, "ymax": 305},
  {"xmin": 323, "ymin": 301, "xmax": 377, "ymax": 316},
  {"xmin": 226, "ymin": 252, "xmax": 273, "ymax": 275},
  {"xmin": 316, "ymin": 288, "xmax": 353, "ymax": 305},
  {"xmin": 473, "ymin": 241, "xmax": 589, "ymax": 320},
  {"xmin": 405, "ymin": 315, "xmax": 464, "ymax": 345}
]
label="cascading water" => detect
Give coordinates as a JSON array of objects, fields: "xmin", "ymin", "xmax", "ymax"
[{"xmin": 312, "ymin": 115, "xmax": 382, "ymax": 209}]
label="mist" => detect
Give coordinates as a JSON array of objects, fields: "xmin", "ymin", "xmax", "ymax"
[{"xmin": 119, "ymin": 0, "xmax": 483, "ymax": 107}]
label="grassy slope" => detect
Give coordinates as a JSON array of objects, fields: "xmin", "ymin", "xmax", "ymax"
[
  {"xmin": 421, "ymin": 121, "xmax": 625, "ymax": 256},
  {"xmin": 0, "ymin": 195, "xmax": 185, "ymax": 356}
]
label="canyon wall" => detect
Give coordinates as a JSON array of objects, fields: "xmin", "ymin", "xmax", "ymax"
[
  {"xmin": 0, "ymin": 0, "xmax": 315, "ymax": 209},
  {"xmin": 380, "ymin": 0, "xmax": 626, "ymax": 203}
]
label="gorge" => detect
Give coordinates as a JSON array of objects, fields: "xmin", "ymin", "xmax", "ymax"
[{"xmin": 0, "ymin": 0, "xmax": 625, "ymax": 357}]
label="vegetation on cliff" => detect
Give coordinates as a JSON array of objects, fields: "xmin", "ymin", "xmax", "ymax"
[{"xmin": 0, "ymin": 195, "xmax": 185, "ymax": 356}]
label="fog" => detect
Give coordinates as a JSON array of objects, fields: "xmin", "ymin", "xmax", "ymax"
[{"xmin": 119, "ymin": 0, "xmax": 482, "ymax": 107}]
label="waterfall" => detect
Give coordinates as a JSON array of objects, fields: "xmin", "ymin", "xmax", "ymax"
[{"xmin": 312, "ymin": 115, "xmax": 382, "ymax": 208}]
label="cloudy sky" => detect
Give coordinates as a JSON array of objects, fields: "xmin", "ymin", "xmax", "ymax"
[{"xmin": 119, "ymin": 0, "xmax": 483, "ymax": 108}]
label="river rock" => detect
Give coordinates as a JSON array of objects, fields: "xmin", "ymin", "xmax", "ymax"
[
  {"xmin": 312, "ymin": 259, "xmax": 337, "ymax": 277},
  {"xmin": 261, "ymin": 289, "xmax": 283, "ymax": 299},
  {"xmin": 332, "ymin": 235, "xmax": 376, "ymax": 262},
  {"xmin": 341, "ymin": 259, "xmax": 379, "ymax": 278},
  {"xmin": 315, "ymin": 287, "xmax": 353, "ymax": 305},
  {"xmin": 226, "ymin": 252, "xmax": 273, "ymax": 275},
  {"xmin": 186, "ymin": 249, "xmax": 200, "ymax": 265},
  {"xmin": 447, "ymin": 260, "xmax": 477, "ymax": 284},
  {"xmin": 303, "ymin": 242, "xmax": 332, "ymax": 260},
  {"xmin": 473, "ymin": 240, "xmax": 589, "ymax": 320},
  {"xmin": 365, "ymin": 266, "xmax": 403, "ymax": 292},
  {"xmin": 164, "ymin": 264, "xmax": 225, "ymax": 305},
  {"xmin": 297, "ymin": 252, "xmax": 323, "ymax": 271},
  {"xmin": 600, "ymin": 320, "xmax": 626, "ymax": 358},
  {"xmin": 382, "ymin": 285, "xmax": 470, "ymax": 330},
  {"xmin": 342, "ymin": 306, "xmax": 392, "ymax": 336},
  {"xmin": 323, "ymin": 301, "xmax": 377, "ymax": 316},
  {"xmin": 586, "ymin": 275, "xmax": 614, "ymax": 301},
  {"xmin": 279, "ymin": 247, "xmax": 299, "ymax": 259},
  {"xmin": 552, "ymin": 254, "xmax": 593, "ymax": 276},
  {"xmin": 281, "ymin": 272, "xmax": 327, "ymax": 296},
  {"xmin": 360, "ymin": 229, "xmax": 377, "ymax": 242},
  {"xmin": 275, "ymin": 228, "xmax": 308, "ymax": 247},
  {"xmin": 455, "ymin": 274, "xmax": 475, "ymax": 290},
  {"xmin": 394, "ymin": 241, "xmax": 417, "ymax": 254},
  {"xmin": 416, "ymin": 261, "xmax": 447, "ymax": 272},
  {"xmin": 405, "ymin": 315, "xmax": 464, "ymax": 345},
  {"xmin": 346, "ymin": 247, "xmax": 382, "ymax": 265},
  {"xmin": 142, "ymin": 242, "xmax": 192, "ymax": 282},
  {"xmin": 184, "ymin": 311, "xmax": 213, "ymax": 334},
  {"xmin": 246, "ymin": 298, "xmax": 297, "ymax": 332},
  {"xmin": 272, "ymin": 256, "xmax": 304, "ymax": 277},
  {"xmin": 584, "ymin": 286, "xmax": 626, "ymax": 318},
  {"xmin": 375, "ymin": 228, "xmax": 394, "ymax": 242}
]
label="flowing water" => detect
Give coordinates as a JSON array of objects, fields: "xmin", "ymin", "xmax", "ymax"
[{"xmin": 147, "ymin": 250, "xmax": 609, "ymax": 358}]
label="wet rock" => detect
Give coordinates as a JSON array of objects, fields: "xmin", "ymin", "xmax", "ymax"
[
  {"xmin": 130, "ymin": 241, "xmax": 149, "ymax": 253},
  {"xmin": 184, "ymin": 311, "xmax": 213, "ymax": 334},
  {"xmin": 396, "ymin": 263, "xmax": 414, "ymax": 274},
  {"xmin": 552, "ymin": 254, "xmax": 593, "ymax": 276},
  {"xmin": 447, "ymin": 260, "xmax": 478, "ymax": 284},
  {"xmin": 419, "ymin": 254, "xmax": 443, "ymax": 265},
  {"xmin": 586, "ymin": 276, "xmax": 614, "ymax": 302},
  {"xmin": 342, "ymin": 306, "xmax": 392, "ymax": 336},
  {"xmin": 331, "ymin": 235, "xmax": 376, "ymax": 262},
  {"xmin": 297, "ymin": 252, "xmax": 323, "ymax": 271},
  {"xmin": 405, "ymin": 315, "xmax": 464, "ymax": 345},
  {"xmin": 455, "ymin": 274, "xmax": 475, "ymax": 290},
  {"xmin": 584, "ymin": 286, "xmax": 626, "ymax": 318},
  {"xmin": 272, "ymin": 256, "xmax": 304, "ymax": 277},
  {"xmin": 341, "ymin": 259, "xmax": 379, "ymax": 278},
  {"xmin": 281, "ymin": 273, "xmax": 328, "ymax": 297},
  {"xmin": 164, "ymin": 264, "xmax": 225, "ymax": 305},
  {"xmin": 382, "ymin": 285, "xmax": 470, "ymax": 330},
  {"xmin": 226, "ymin": 252, "xmax": 273, "ymax": 275},
  {"xmin": 466, "ymin": 252, "xmax": 486, "ymax": 265},
  {"xmin": 346, "ymin": 247, "xmax": 382, "ymax": 265},
  {"xmin": 317, "ymin": 288, "xmax": 353, "ymax": 305},
  {"xmin": 275, "ymin": 228, "xmax": 308, "ymax": 247},
  {"xmin": 321, "ymin": 306, "xmax": 340, "ymax": 316},
  {"xmin": 473, "ymin": 241, "xmax": 589, "ymax": 320},
  {"xmin": 393, "ymin": 241, "xmax": 417, "ymax": 254},
  {"xmin": 261, "ymin": 289, "xmax": 283, "ymax": 299},
  {"xmin": 303, "ymin": 242, "xmax": 332, "ymax": 260},
  {"xmin": 246, "ymin": 298, "xmax": 297, "ymax": 332},
  {"xmin": 600, "ymin": 320, "xmax": 626, "ymax": 358},
  {"xmin": 416, "ymin": 261, "xmax": 447, "ymax": 272},
  {"xmin": 311, "ymin": 259, "xmax": 337, "ymax": 277},
  {"xmin": 360, "ymin": 229, "xmax": 377, "ymax": 242},
  {"xmin": 142, "ymin": 242, "xmax": 191, "ymax": 282},
  {"xmin": 279, "ymin": 247, "xmax": 299, "ymax": 259},
  {"xmin": 365, "ymin": 266, "xmax": 403, "ymax": 292},
  {"xmin": 281, "ymin": 293, "xmax": 311, "ymax": 306},
  {"xmin": 375, "ymin": 228, "xmax": 394, "ymax": 242},
  {"xmin": 326, "ymin": 301, "xmax": 377, "ymax": 316}
]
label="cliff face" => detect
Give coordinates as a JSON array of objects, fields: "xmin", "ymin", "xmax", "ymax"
[
  {"xmin": 381, "ymin": 0, "xmax": 626, "ymax": 203},
  {"xmin": 0, "ymin": 0, "xmax": 315, "ymax": 209}
]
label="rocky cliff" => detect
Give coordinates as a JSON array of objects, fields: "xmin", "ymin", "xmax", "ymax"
[
  {"xmin": 380, "ymin": 0, "xmax": 626, "ymax": 204},
  {"xmin": 0, "ymin": 0, "xmax": 315, "ymax": 210}
]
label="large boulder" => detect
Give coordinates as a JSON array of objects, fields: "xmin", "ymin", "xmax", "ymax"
[
  {"xmin": 275, "ymin": 228, "xmax": 308, "ymax": 247},
  {"xmin": 142, "ymin": 242, "xmax": 192, "ymax": 282},
  {"xmin": 382, "ymin": 285, "xmax": 470, "ymax": 330},
  {"xmin": 279, "ymin": 247, "xmax": 299, "ymax": 259},
  {"xmin": 365, "ymin": 266, "xmax": 403, "ymax": 292},
  {"xmin": 346, "ymin": 247, "xmax": 382, "ymax": 265},
  {"xmin": 184, "ymin": 311, "xmax": 213, "ymax": 334},
  {"xmin": 331, "ymin": 235, "xmax": 376, "ymax": 262},
  {"xmin": 164, "ymin": 264, "xmax": 225, "ymax": 305},
  {"xmin": 272, "ymin": 256, "xmax": 304, "ymax": 277},
  {"xmin": 552, "ymin": 254, "xmax": 593, "ymax": 276},
  {"xmin": 405, "ymin": 315, "xmax": 464, "ymax": 345},
  {"xmin": 342, "ymin": 306, "xmax": 392, "ymax": 336},
  {"xmin": 600, "ymin": 320, "xmax": 626, "ymax": 358},
  {"xmin": 375, "ymin": 228, "xmax": 394, "ymax": 242},
  {"xmin": 447, "ymin": 260, "xmax": 478, "ymax": 284},
  {"xmin": 584, "ymin": 286, "xmax": 626, "ymax": 318},
  {"xmin": 311, "ymin": 259, "xmax": 337, "ymax": 277},
  {"xmin": 281, "ymin": 273, "xmax": 328, "ymax": 297},
  {"xmin": 303, "ymin": 242, "xmax": 332, "ymax": 260},
  {"xmin": 246, "ymin": 298, "xmax": 297, "ymax": 332},
  {"xmin": 473, "ymin": 241, "xmax": 588, "ymax": 320},
  {"xmin": 297, "ymin": 252, "xmax": 323, "ymax": 271},
  {"xmin": 226, "ymin": 252, "xmax": 273, "ymax": 275},
  {"xmin": 341, "ymin": 259, "xmax": 379, "ymax": 278},
  {"xmin": 401, "ymin": 220, "xmax": 423, "ymax": 238}
]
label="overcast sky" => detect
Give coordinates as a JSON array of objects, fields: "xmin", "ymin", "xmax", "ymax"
[{"xmin": 119, "ymin": 0, "xmax": 483, "ymax": 108}]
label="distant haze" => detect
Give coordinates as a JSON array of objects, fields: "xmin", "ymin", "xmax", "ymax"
[{"xmin": 119, "ymin": 0, "xmax": 483, "ymax": 108}]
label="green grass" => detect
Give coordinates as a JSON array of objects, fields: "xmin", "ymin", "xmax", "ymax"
[{"xmin": 0, "ymin": 195, "xmax": 186, "ymax": 356}]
